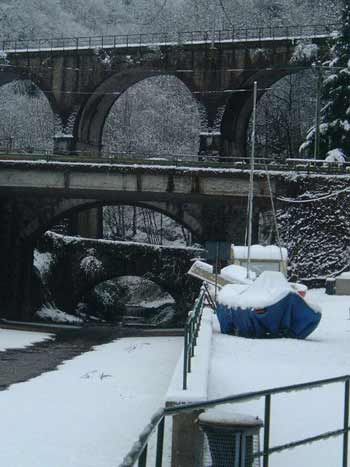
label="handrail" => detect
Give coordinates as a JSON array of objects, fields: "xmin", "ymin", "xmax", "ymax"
[
  {"xmin": 183, "ymin": 289, "xmax": 205, "ymax": 390},
  {"xmin": 120, "ymin": 374, "xmax": 350, "ymax": 467},
  {"xmin": 119, "ymin": 408, "xmax": 165, "ymax": 467},
  {"xmin": 166, "ymin": 373, "xmax": 350, "ymax": 414},
  {"xmin": 1, "ymin": 23, "xmax": 339, "ymax": 53}
]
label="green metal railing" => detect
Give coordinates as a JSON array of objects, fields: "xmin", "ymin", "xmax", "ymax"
[
  {"xmin": 183, "ymin": 289, "xmax": 206, "ymax": 390},
  {"xmin": 119, "ymin": 374, "xmax": 350, "ymax": 467}
]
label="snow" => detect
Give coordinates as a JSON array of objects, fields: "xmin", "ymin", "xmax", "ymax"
[
  {"xmin": 232, "ymin": 245, "xmax": 288, "ymax": 261},
  {"xmin": 290, "ymin": 42, "xmax": 318, "ymax": 63},
  {"xmin": 0, "ymin": 336, "xmax": 182, "ymax": 467},
  {"xmin": 220, "ymin": 264, "xmax": 256, "ymax": 284},
  {"xmin": 208, "ymin": 289, "xmax": 350, "ymax": 466},
  {"xmin": 3, "ymin": 158, "xmax": 350, "ymax": 182},
  {"xmin": 0, "ymin": 328, "xmax": 52, "ymax": 351},
  {"xmin": 338, "ymin": 271, "xmax": 350, "ymax": 279},
  {"xmin": 199, "ymin": 408, "xmax": 263, "ymax": 427},
  {"xmin": 36, "ymin": 304, "xmax": 83, "ymax": 324},
  {"xmin": 34, "ymin": 250, "xmax": 53, "ymax": 278},
  {"xmin": 217, "ymin": 271, "xmax": 294, "ymax": 309},
  {"xmin": 325, "ymin": 148, "xmax": 346, "ymax": 163},
  {"xmin": 80, "ymin": 253, "xmax": 103, "ymax": 276}
]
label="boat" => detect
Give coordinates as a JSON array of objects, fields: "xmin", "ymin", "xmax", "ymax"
[{"xmin": 216, "ymin": 271, "xmax": 321, "ymax": 339}]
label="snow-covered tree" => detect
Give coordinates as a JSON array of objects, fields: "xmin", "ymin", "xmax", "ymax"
[
  {"xmin": 301, "ymin": 0, "xmax": 350, "ymax": 159},
  {"xmin": 278, "ymin": 179, "xmax": 350, "ymax": 280}
]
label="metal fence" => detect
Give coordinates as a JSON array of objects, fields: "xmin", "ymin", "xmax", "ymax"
[
  {"xmin": 183, "ymin": 289, "xmax": 206, "ymax": 390},
  {"xmin": 1, "ymin": 23, "xmax": 339, "ymax": 53},
  {"xmin": 120, "ymin": 374, "xmax": 350, "ymax": 467},
  {"xmin": 0, "ymin": 151, "xmax": 350, "ymax": 176}
]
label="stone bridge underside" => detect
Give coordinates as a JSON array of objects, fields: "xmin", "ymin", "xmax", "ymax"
[
  {"xmin": 39, "ymin": 232, "xmax": 202, "ymax": 321},
  {"xmin": 5, "ymin": 34, "xmax": 329, "ymax": 158},
  {"xmin": 0, "ymin": 161, "xmax": 280, "ymax": 320}
]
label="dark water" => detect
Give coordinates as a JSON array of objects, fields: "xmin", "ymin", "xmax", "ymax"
[{"xmin": 0, "ymin": 326, "xmax": 125, "ymax": 390}]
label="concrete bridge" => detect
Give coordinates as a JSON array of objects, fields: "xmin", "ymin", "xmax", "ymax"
[
  {"xmin": 0, "ymin": 153, "xmax": 348, "ymax": 320},
  {"xmin": 1, "ymin": 23, "xmax": 336, "ymax": 158},
  {"xmin": 0, "ymin": 157, "xmax": 281, "ymax": 320},
  {"xmin": 38, "ymin": 232, "xmax": 202, "ymax": 321}
]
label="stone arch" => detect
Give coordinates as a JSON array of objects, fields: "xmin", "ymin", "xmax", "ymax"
[
  {"xmin": 79, "ymin": 273, "xmax": 177, "ymax": 321},
  {"xmin": 75, "ymin": 68, "xmax": 200, "ymax": 153},
  {"xmin": 221, "ymin": 68, "xmax": 300, "ymax": 158},
  {"xmin": 0, "ymin": 66, "xmax": 58, "ymax": 116},
  {"xmin": 23, "ymin": 198, "xmax": 203, "ymax": 243},
  {"xmin": 77, "ymin": 273, "xmax": 177, "ymax": 315},
  {"xmin": 42, "ymin": 233, "xmax": 201, "ymax": 318}
]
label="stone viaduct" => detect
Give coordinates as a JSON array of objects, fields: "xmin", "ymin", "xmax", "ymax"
[
  {"xmin": 1, "ymin": 25, "xmax": 334, "ymax": 158},
  {"xmin": 0, "ymin": 25, "xmax": 337, "ymax": 321}
]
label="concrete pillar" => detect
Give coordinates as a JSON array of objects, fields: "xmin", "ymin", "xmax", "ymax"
[
  {"xmin": 76, "ymin": 207, "xmax": 103, "ymax": 239},
  {"xmin": 53, "ymin": 134, "xmax": 75, "ymax": 155},
  {"xmin": 0, "ymin": 201, "xmax": 35, "ymax": 319},
  {"xmin": 170, "ymin": 409, "xmax": 203, "ymax": 467},
  {"xmin": 199, "ymin": 131, "xmax": 223, "ymax": 158}
]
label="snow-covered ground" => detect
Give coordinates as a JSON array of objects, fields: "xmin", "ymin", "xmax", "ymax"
[
  {"xmin": 209, "ymin": 289, "xmax": 350, "ymax": 466},
  {"xmin": 0, "ymin": 328, "xmax": 52, "ymax": 351},
  {"xmin": 0, "ymin": 336, "xmax": 181, "ymax": 467}
]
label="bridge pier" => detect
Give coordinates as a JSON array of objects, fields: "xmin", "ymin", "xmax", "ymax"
[{"xmin": 0, "ymin": 200, "xmax": 35, "ymax": 319}]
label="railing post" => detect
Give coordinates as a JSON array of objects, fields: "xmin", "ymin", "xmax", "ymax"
[
  {"xmin": 138, "ymin": 445, "xmax": 147, "ymax": 467},
  {"xmin": 155, "ymin": 417, "xmax": 165, "ymax": 467},
  {"xmin": 263, "ymin": 394, "xmax": 271, "ymax": 467},
  {"xmin": 343, "ymin": 379, "xmax": 349, "ymax": 467},
  {"xmin": 183, "ymin": 323, "xmax": 188, "ymax": 390},
  {"xmin": 188, "ymin": 324, "xmax": 192, "ymax": 373}
]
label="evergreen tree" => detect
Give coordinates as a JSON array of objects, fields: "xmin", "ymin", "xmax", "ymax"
[{"xmin": 301, "ymin": 0, "xmax": 350, "ymax": 159}]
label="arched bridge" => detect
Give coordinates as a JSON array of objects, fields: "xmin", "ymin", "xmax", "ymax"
[
  {"xmin": 1, "ymin": 23, "xmax": 336, "ymax": 158},
  {"xmin": 39, "ymin": 232, "xmax": 203, "ymax": 321}
]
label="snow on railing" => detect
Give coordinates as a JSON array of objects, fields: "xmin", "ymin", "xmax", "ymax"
[{"xmin": 1, "ymin": 23, "xmax": 339, "ymax": 53}]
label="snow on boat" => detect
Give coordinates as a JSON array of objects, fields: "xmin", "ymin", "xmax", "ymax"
[{"xmin": 216, "ymin": 271, "xmax": 321, "ymax": 339}]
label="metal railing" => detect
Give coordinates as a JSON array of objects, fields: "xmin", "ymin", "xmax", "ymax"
[
  {"xmin": 183, "ymin": 289, "xmax": 206, "ymax": 390},
  {"xmin": 1, "ymin": 23, "xmax": 339, "ymax": 53},
  {"xmin": 120, "ymin": 374, "xmax": 350, "ymax": 467},
  {"xmin": 0, "ymin": 150, "xmax": 350, "ymax": 175}
]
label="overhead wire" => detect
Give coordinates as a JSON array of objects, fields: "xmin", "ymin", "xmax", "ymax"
[{"xmin": 217, "ymin": 0, "xmax": 234, "ymax": 27}]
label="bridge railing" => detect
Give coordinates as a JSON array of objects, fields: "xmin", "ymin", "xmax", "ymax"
[
  {"xmin": 119, "ymin": 374, "xmax": 350, "ymax": 467},
  {"xmin": 0, "ymin": 150, "xmax": 349, "ymax": 176},
  {"xmin": 183, "ymin": 288, "xmax": 206, "ymax": 391},
  {"xmin": 1, "ymin": 23, "xmax": 339, "ymax": 53}
]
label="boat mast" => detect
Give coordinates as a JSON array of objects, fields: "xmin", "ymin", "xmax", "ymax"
[{"xmin": 247, "ymin": 81, "xmax": 258, "ymax": 279}]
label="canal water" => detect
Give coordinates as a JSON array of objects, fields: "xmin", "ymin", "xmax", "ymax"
[{"xmin": 0, "ymin": 326, "xmax": 124, "ymax": 390}]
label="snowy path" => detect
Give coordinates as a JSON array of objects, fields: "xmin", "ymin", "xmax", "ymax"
[
  {"xmin": 0, "ymin": 328, "xmax": 52, "ymax": 351},
  {"xmin": 0, "ymin": 336, "xmax": 181, "ymax": 467},
  {"xmin": 209, "ymin": 289, "xmax": 350, "ymax": 466}
]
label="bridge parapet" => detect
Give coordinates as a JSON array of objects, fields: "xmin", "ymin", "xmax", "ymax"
[{"xmin": 2, "ymin": 23, "xmax": 339, "ymax": 53}]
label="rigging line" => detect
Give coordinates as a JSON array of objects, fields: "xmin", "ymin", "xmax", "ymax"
[
  {"xmin": 217, "ymin": 0, "xmax": 234, "ymax": 27},
  {"xmin": 264, "ymin": 163, "xmax": 286, "ymax": 273},
  {"xmin": 277, "ymin": 186, "xmax": 350, "ymax": 203}
]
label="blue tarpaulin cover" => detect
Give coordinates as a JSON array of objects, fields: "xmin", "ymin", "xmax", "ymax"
[{"xmin": 216, "ymin": 292, "xmax": 321, "ymax": 339}]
